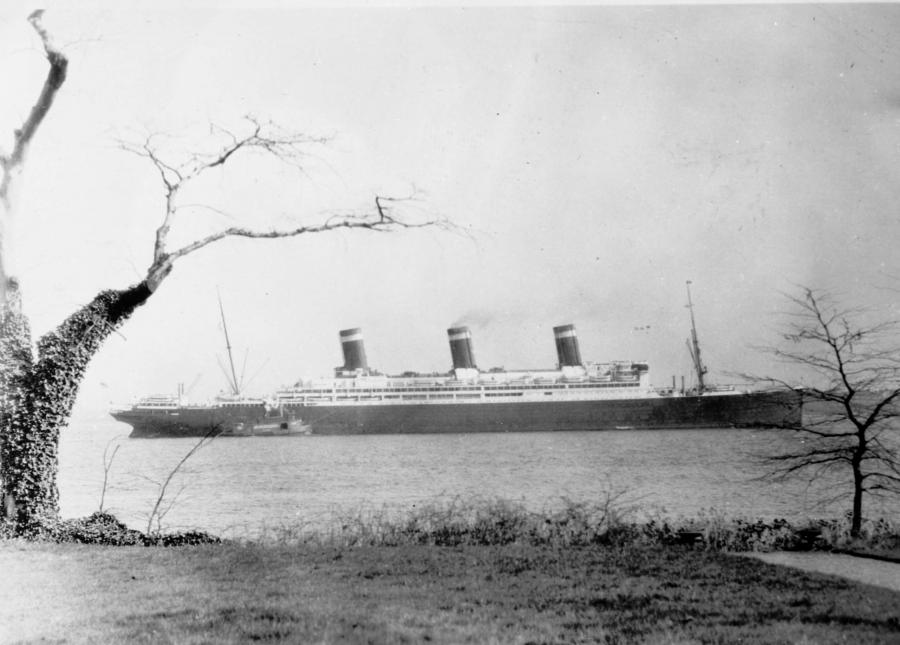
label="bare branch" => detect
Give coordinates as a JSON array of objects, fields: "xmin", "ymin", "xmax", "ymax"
[
  {"xmin": 166, "ymin": 195, "xmax": 452, "ymax": 264},
  {"xmin": 124, "ymin": 118, "xmax": 353, "ymax": 277},
  {"xmin": 0, "ymin": 11, "xmax": 68, "ymax": 205},
  {"xmin": 125, "ymin": 120, "xmax": 455, "ymax": 292},
  {"xmin": 1, "ymin": 11, "xmax": 69, "ymax": 304},
  {"xmin": 118, "ymin": 136, "xmax": 183, "ymax": 191},
  {"xmin": 861, "ymin": 388, "xmax": 900, "ymax": 429}
]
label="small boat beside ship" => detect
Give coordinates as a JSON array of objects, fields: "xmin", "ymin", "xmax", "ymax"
[
  {"xmin": 110, "ymin": 283, "xmax": 801, "ymax": 438},
  {"xmin": 222, "ymin": 415, "xmax": 311, "ymax": 437}
]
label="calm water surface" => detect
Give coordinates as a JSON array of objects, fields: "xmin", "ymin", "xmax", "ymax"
[{"xmin": 58, "ymin": 415, "xmax": 898, "ymax": 537}]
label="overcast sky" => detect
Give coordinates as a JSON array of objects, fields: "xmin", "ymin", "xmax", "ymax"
[{"xmin": 2, "ymin": 3, "xmax": 900, "ymax": 413}]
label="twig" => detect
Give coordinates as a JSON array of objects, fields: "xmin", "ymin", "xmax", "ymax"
[{"xmin": 98, "ymin": 435, "xmax": 124, "ymax": 513}]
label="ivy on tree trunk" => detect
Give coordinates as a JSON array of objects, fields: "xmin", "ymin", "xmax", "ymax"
[{"xmin": 0, "ymin": 281, "xmax": 151, "ymax": 533}]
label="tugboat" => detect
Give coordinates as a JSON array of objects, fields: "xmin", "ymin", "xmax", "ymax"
[{"xmin": 221, "ymin": 402, "xmax": 311, "ymax": 437}]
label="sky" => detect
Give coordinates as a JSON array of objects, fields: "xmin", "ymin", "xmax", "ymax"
[{"xmin": 2, "ymin": 3, "xmax": 900, "ymax": 414}]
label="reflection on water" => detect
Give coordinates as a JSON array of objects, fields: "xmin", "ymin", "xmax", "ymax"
[{"xmin": 59, "ymin": 415, "xmax": 898, "ymax": 537}]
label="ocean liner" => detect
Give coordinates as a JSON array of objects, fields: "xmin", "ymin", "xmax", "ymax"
[{"xmin": 110, "ymin": 284, "xmax": 801, "ymax": 437}]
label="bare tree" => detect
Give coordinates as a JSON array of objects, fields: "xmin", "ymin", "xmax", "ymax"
[
  {"xmin": 0, "ymin": 13, "xmax": 445, "ymax": 534},
  {"xmin": 754, "ymin": 287, "xmax": 900, "ymax": 537}
]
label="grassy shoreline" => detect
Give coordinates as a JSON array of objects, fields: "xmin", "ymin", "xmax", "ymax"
[{"xmin": 3, "ymin": 501, "xmax": 900, "ymax": 643}]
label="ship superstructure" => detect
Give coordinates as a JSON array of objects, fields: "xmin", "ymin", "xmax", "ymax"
[{"xmin": 275, "ymin": 325, "xmax": 658, "ymax": 408}]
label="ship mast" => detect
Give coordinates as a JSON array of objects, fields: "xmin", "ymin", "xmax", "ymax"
[
  {"xmin": 218, "ymin": 291, "xmax": 241, "ymax": 396},
  {"xmin": 685, "ymin": 280, "xmax": 707, "ymax": 393}
]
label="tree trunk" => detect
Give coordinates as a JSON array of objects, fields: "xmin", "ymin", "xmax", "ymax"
[
  {"xmin": 0, "ymin": 280, "xmax": 153, "ymax": 534},
  {"xmin": 0, "ymin": 279, "xmax": 34, "ymax": 527},
  {"xmin": 851, "ymin": 454, "xmax": 864, "ymax": 538}
]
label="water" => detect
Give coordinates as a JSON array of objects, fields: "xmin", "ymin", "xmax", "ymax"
[{"xmin": 59, "ymin": 415, "xmax": 899, "ymax": 538}]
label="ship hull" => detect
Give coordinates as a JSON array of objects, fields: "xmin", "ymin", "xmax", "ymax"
[
  {"xmin": 112, "ymin": 403, "xmax": 266, "ymax": 438},
  {"xmin": 112, "ymin": 390, "xmax": 800, "ymax": 437}
]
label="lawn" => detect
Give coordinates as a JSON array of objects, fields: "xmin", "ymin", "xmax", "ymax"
[{"xmin": 2, "ymin": 541, "xmax": 899, "ymax": 644}]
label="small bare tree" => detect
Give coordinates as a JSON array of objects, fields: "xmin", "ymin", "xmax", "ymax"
[
  {"xmin": 98, "ymin": 437, "xmax": 120, "ymax": 513},
  {"xmin": 0, "ymin": 12, "xmax": 446, "ymax": 534},
  {"xmin": 144, "ymin": 426, "xmax": 219, "ymax": 536},
  {"xmin": 753, "ymin": 287, "xmax": 900, "ymax": 537}
]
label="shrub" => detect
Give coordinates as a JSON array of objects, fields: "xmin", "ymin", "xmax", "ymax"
[
  {"xmin": 815, "ymin": 514, "xmax": 900, "ymax": 552},
  {"xmin": 292, "ymin": 498, "xmax": 897, "ymax": 554},
  {"xmin": 50, "ymin": 511, "xmax": 145, "ymax": 545},
  {"xmin": 3, "ymin": 511, "xmax": 223, "ymax": 546},
  {"xmin": 143, "ymin": 530, "xmax": 221, "ymax": 546}
]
